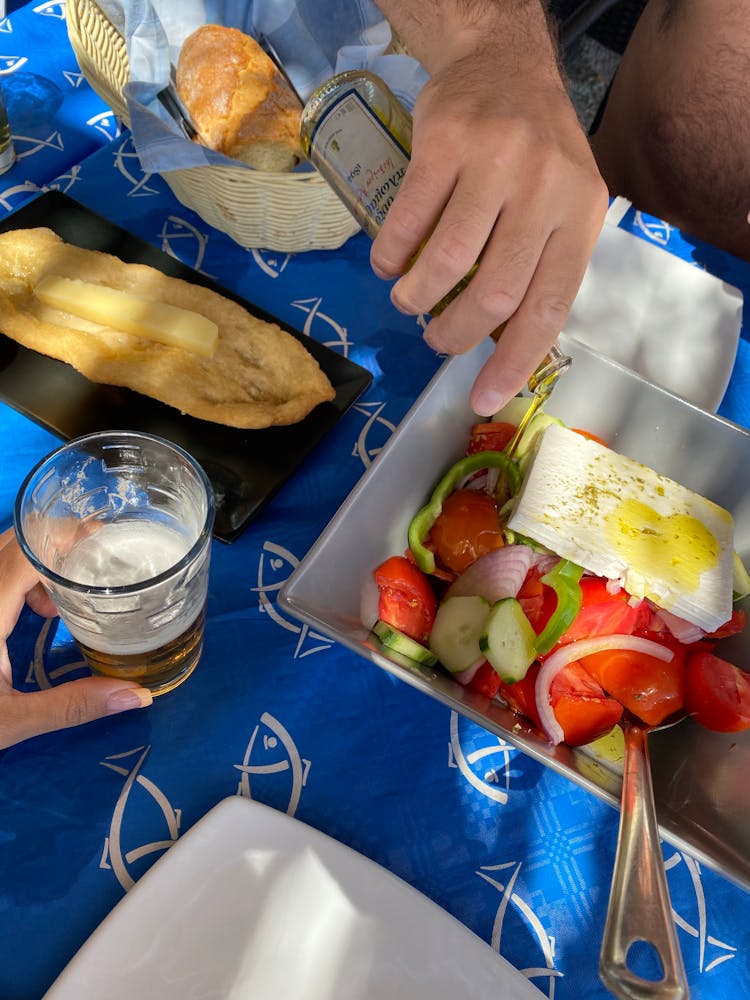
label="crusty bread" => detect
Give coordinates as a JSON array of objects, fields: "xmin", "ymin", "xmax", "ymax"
[
  {"xmin": 176, "ymin": 24, "xmax": 304, "ymax": 171},
  {"xmin": 0, "ymin": 228, "xmax": 335, "ymax": 428}
]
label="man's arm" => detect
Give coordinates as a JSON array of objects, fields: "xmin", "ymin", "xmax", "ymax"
[{"xmin": 372, "ymin": 0, "xmax": 609, "ymax": 414}]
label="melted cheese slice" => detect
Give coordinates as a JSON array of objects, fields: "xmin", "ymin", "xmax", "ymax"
[
  {"xmin": 35, "ymin": 275, "xmax": 219, "ymax": 358},
  {"xmin": 507, "ymin": 423, "xmax": 734, "ymax": 632}
]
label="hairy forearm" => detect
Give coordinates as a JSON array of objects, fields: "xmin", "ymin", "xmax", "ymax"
[{"xmin": 374, "ymin": 0, "xmax": 559, "ymax": 76}]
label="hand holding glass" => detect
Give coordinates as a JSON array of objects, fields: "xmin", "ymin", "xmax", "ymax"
[{"xmin": 14, "ymin": 431, "xmax": 214, "ymax": 696}]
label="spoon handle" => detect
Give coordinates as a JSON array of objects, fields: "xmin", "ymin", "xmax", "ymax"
[{"xmin": 599, "ymin": 723, "xmax": 689, "ymax": 999}]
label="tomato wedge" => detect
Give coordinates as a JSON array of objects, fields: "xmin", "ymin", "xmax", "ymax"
[
  {"xmin": 684, "ymin": 651, "xmax": 750, "ymax": 732},
  {"xmin": 577, "ymin": 642, "xmax": 685, "ymax": 726},
  {"xmin": 516, "ymin": 568, "xmax": 557, "ymax": 635},
  {"xmin": 548, "ymin": 661, "xmax": 624, "ymax": 745},
  {"xmin": 497, "ymin": 661, "xmax": 623, "ymax": 747},
  {"xmin": 556, "ymin": 577, "xmax": 645, "ymax": 645},
  {"xmin": 374, "ymin": 555, "xmax": 437, "ymax": 644},
  {"xmin": 467, "ymin": 421, "xmax": 517, "ymax": 454},
  {"xmin": 706, "ymin": 609, "xmax": 747, "ymax": 640},
  {"xmin": 465, "ymin": 660, "xmax": 502, "ymax": 699},
  {"xmin": 571, "ymin": 428, "xmax": 609, "ymax": 447},
  {"xmin": 428, "ymin": 489, "xmax": 504, "ymax": 574},
  {"xmin": 496, "ymin": 665, "xmax": 542, "ymax": 730}
]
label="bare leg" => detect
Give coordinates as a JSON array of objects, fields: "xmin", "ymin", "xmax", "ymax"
[{"xmin": 591, "ymin": 0, "xmax": 750, "ymax": 260}]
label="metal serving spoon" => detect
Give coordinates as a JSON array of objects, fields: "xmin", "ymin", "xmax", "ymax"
[{"xmin": 599, "ymin": 710, "xmax": 689, "ymax": 1000}]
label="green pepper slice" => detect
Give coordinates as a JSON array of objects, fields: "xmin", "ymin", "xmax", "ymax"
[
  {"xmin": 534, "ymin": 559, "xmax": 585, "ymax": 655},
  {"xmin": 408, "ymin": 451, "xmax": 521, "ymax": 574}
]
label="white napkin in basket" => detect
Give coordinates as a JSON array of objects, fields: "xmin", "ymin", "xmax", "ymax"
[{"xmin": 95, "ymin": 0, "xmax": 428, "ymax": 174}]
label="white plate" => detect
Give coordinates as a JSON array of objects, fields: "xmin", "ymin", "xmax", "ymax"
[
  {"xmin": 44, "ymin": 796, "xmax": 544, "ymax": 1000},
  {"xmin": 563, "ymin": 220, "xmax": 743, "ymax": 412}
]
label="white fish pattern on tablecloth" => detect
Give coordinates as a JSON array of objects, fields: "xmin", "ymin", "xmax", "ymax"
[
  {"xmin": 99, "ymin": 745, "xmax": 182, "ymax": 892},
  {"xmin": 159, "ymin": 213, "xmax": 209, "ymax": 271},
  {"xmin": 63, "ymin": 70, "xmax": 86, "ymax": 89},
  {"xmin": 250, "ymin": 248, "xmax": 291, "ymax": 278},
  {"xmin": 234, "ymin": 711, "xmax": 310, "ymax": 817},
  {"xmin": 665, "ymin": 851, "xmax": 737, "ymax": 976},
  {"xmin": 291, "ymin": 296, "xmax": 351, "ymax": 356},
  {"xmin": 24, "ymin": 616, "xmax": 86, "ymax": 689},
  {"xmin": 43, "ymin": 163, "xmax": 82, "ymax": 196},
  {"xmin": 478, "ymin": 860, "xmax": 563, "ymax": 999},
  {"xmin": 113, "ymin": 135, "xmax": 161, "ymax": 198},
  {"xmin": 448, "ymin": 711, "xmax": 514, "ymax": 806},
  {"xmin": 252, "ymin": 540, "xmax": 332, "ymax": 659},
  {"xmin": 634, "ymin": 210, "xmax": 672, "ymax": 247},
  {"xmin": 31, "ymin": 1, "xmax": 66, "ymax": 18},
  {"xmin": 85, "ymin": 109, "xmax": 121, "ymax": 143},
  {"xmin": 0, "ymin": 178, "xmax": 40, "ymax": 212},
  {"xmin": 351, "ymin": 400, "xmax": 396, "ymax": 469},
  {"xmin": 0, "ymin": 55, "xmax": 27, "ymax": 71},
  {"xmin": 12, "ymin": 129, "xmax": 62, "ymax": 159}
]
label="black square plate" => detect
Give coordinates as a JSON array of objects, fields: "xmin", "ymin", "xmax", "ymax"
[{"xmin": 0, "ymin": 192, "xmax": 372, "ymax": 542}]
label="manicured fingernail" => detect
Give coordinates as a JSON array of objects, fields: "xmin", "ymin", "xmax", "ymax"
[
  {"xmin": 473, "ymin": 391, "xmax": 503, "ymax": 417},
  {"xmin": 106, "ymin": 687, "xmax": 153, "ymax": 713}
]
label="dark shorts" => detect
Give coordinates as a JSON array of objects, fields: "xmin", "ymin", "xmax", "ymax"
[
  {"xmin": 547, "ymin": 0, "xmax": 646, "ymax": 20},
  {"xmin": 548, "ymin": 0, "xmax": 648, "ymax": 54}
]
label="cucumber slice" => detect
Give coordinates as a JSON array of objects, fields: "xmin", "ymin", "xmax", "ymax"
[
  {"xmin": 429, "ymin": 595, "xmax": 490, "ymax": 674},
  {"xmin": 515, "ymin": 412, "xmax": 565, "ymax": 475},
  {"xmin": 479, "ymin": 597, "xmax": 537, "ymax": 684},
  {"xmin": 491, "ymin": 396, "xmax": 535, "ymax": 427},
  {"xmin": 733, "ymin": 551, "xmax": 750, "ymax": 600},
  {"xmin": 373, "ymin": 620, "xmax": 438, "ymax": 666}
]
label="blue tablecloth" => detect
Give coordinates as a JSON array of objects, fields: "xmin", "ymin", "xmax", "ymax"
[
  {"xmin": 1, "ymin": 4, "xmax": 749, "ymax": 999},
  {"xmin": 0, "ymin": 2, "xmax": 119, "ymax": 212}
]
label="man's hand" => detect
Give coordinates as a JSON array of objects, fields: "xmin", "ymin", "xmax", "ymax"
[
  {"xmin": 372, "ymin": 1, "xmax": 609, "ymax": 414},
  {"xmin": 0, "ymin": 528, "xmax": 152, "ymax": 751}
]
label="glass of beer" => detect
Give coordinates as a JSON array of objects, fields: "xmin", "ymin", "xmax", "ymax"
[{"xmin": 14, "ymin": 430, "xmax": 215, "ymax": 696}]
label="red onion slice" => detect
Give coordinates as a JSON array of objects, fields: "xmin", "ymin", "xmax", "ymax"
[
  {"xmin": 535, "ymin": 634, "xmax": 675, "ymax": 745},
  {"xmin": 650, "ymin": 606, "xmax": 705, "ymax": 645},
  {"xmin": 452, "ymin": 658, "xmax": 486, "ymax": 686},
  {"xmin": 360, "ymin": 574, "xmax": 381, "ymax": 630},
  {"xmin": 445, "ymin": 545, "xmax": 539, "ymax": 604}
]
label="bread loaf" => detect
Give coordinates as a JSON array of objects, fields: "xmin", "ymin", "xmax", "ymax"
[{"xmin": 176, "ymin": 24, "xmax": 304, "ymax": 172}]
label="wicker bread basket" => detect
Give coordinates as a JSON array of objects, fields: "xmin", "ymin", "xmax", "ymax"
[{"xmin": 66, "ymin": 0, "xmax": 361, "ymax": 252}]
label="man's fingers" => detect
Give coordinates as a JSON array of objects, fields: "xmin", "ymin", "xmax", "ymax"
[
  {"xmin": 387, "ymin": 166, "xmax": 505, "ymax": 314},
  {"xmin": 469, "ymin": 221, "xmax": 599, "ymax": 414},
  {"xmin": 0, "ymin": 678, "xmax": 153, "ymax": 750},
  {"xmin": 417, "ymin": 200, "xmax": 557, "ymax": 358},
  {"xmin": 370, "ymin": 148, "xmax": 455, "ymax": 280}
]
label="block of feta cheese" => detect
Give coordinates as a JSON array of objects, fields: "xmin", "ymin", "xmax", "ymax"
[{"xmin": 507, "ymin": 423, "xmax": 734, "ymax": 632}]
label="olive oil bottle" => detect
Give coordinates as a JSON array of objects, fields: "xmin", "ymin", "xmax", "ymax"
[
  {"xmin": 300, "ymin": 70, "xmax": 412, "ymax": 239},
  {"xmin": 300, "ymin": 69, "xmax": 571, "ymax": 431}
]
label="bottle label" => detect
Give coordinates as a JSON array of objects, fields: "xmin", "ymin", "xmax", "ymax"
[{"xmin": 310, "ymin": 88, "xmax": 410, "ymax": 232}]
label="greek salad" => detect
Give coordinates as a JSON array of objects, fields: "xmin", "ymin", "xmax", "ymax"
[{"xmin": 366, "ymin": 399, "xmax": 750, "ymax": 747}]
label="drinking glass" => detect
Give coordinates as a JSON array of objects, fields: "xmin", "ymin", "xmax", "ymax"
[{"xmin": 14, "ymin": 430, "xmax": 215, "ymax": 696}]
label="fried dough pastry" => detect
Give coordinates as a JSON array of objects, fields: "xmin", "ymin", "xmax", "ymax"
[{"xmin": 0, "ymin": 228, "xmax": 335, "ymax": 428}]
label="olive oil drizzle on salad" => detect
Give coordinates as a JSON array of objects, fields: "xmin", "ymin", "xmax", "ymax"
[{"xmin": 605, "ymin": 498, "xmax": 721, "ymax": 594}]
